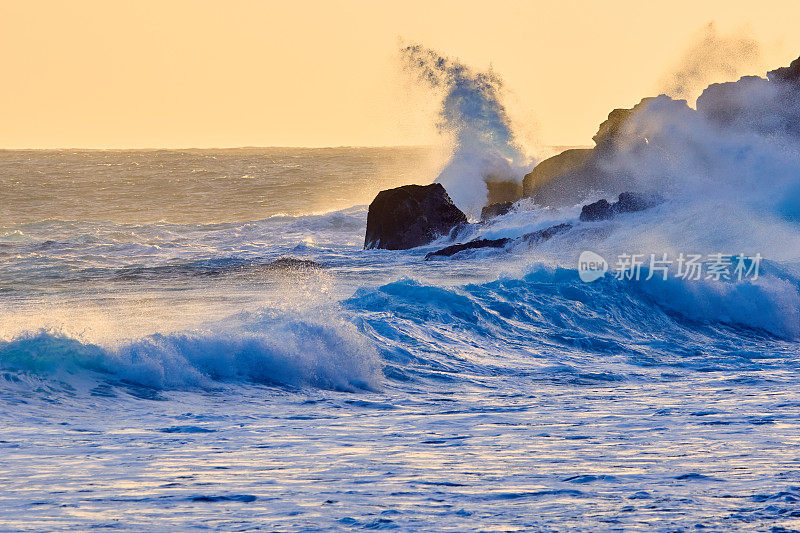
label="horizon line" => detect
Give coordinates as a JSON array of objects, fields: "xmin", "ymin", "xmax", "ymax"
[
  {"xmin": 0, "ymin": 143, "xmax": 591, "ymax": 152},
  {"xmin": 0, "ymin": 144, "xmax": 439, "ymax": 151}
]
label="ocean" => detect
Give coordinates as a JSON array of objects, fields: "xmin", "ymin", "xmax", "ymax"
[{"xmin": 1, "ymin": 147, "xmax": 800, "ymax": 531}]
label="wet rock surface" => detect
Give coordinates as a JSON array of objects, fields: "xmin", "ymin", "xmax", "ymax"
[
  {"xmin": 580, "ymin": 192, "xmax": 664, "ymax": 222},
  {"xmin": 425, "ymin": 222, "xmax": 573, "ymax": 260},
  {"xmin": 364, "ymin": 184, "xmax": 467, "ymax": 250},
  {"xmin": 480, "ymin": 201, "xmax": 514, "ymax": 222}
]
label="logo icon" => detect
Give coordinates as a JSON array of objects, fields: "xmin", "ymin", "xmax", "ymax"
[{"xmin": 578, "ymin": 251, "xmax": 608, "ymax": 282}]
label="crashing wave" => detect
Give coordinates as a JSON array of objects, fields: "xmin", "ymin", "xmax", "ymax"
[{"xmin": 0, "ymin": 309, "xmax": 381, "ymax": 393}]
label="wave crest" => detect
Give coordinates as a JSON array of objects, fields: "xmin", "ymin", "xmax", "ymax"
[{"xmin": 0, "ymin": 310, "xmax": 381, "ymax": 393}]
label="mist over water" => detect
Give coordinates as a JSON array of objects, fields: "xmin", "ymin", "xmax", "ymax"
[{"xmin": 0, "ymin": 147, "xmax": 441, "ymax": 225}]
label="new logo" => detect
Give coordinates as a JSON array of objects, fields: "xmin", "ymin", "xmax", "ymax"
[{"xmin": 578, "ymin": 251, "xmax": 608, "ymax": 282}]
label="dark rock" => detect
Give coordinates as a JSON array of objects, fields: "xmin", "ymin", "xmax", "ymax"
[
  {"xmin": 521, "ymin": 148, "xmax": 593, "ymax": 200},
  {"xmin": 592, "ymin": 99, "xmax": 654, "ymax": 153},
  {"xmin": 579, "ymin": 192, "xmax": 663, "ymax": 222},
  {"xmin": 579, "ymin": 199, "xmax": 614, "ymax": 221},
  {"xmin": 364, "ymin": 183, "xmax": 468, "ymax": 250},
  {"xmin": 486, "ymin": 180, "xmax": 523, "ymax": 204},
  {"xmin": 522, "ymin": 98, "xmax": 674, "ymax": 207},
  {"xmin": 615, "ymin": 192, "xmax": 663, "ymax": 213},
  {"xmin": 520, "ymin": 222, "xmax": 573, "ymax": 244},
  {"xmin": 767, "ymin": 55, "xmax": 800, "ymax": 85},
  {"xmin": 425, "ymin": 222, "xmax": 573, "ymax": 260},
  {"xmin": 697, "ymin": 76, "xmax": 771, "ymax": 127},
  {"xmin": 264, "ymin": 257, "xmax": 323, "ymax": 270},
  {"xmin": 425, "ymin": 238, "xmax": 511, "ymax": 259},
  {"xmin": 480, "ymin": 201, "xmax": 514, "ymax": 222},
  {"xmin": 698, "ymin": 57, "xmax": 800, "ymax": 138}
]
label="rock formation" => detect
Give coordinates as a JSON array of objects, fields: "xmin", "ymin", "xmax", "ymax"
[
  {"xmin": 579, "ymin": 192, "xmax": 664, "ymax": 222},
  {"xmin": 425, "ymin": 222, "xmax": 572, "ymax": 260},
  {"xmin": 425, "ymin": 237, "xmax": 511, "ymax": 259},
  {"xmin": 521, "ymin": 98, "xmax": 656, "ymax": 207},
  {"xmin": 521, "ymin": 148, "xmax": 593, "ymax": 202},
  {"xmin": 485, "ymin": 179, "xmax": 523, "ymax": 205},
  {"xmin": 480, "ymin": 201, "xmax": 514, "ymax": 222},
  {"xmin": 767, "ymin": 55, "xmax": 800, "ymax": 85},
  {"xmin": 364, "ymin": 184, "xmax": 468, "ymax": 250}
]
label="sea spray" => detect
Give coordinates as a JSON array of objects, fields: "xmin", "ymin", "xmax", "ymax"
[
  {"xmin": 659, "ymin": 22, "xmax": 761, "ymax": 103},
  {"xmin": 514, "ymin": 57, "xmax": 800, "ymax": 260},
  {"xmin": 401, "ymin": 44, "xmax": 533, "ymax": 218}
]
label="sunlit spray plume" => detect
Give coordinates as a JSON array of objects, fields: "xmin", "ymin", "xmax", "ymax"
[
  {"xmin": 660, "ymin": 23, "xmax": 761, "ymax": 104},
  {"xmin": 401, "ymin": 44, "xmax": 532, "ymax": 218}
]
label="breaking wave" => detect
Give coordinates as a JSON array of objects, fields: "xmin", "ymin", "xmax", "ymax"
[
  {"xmin": 5, "ymin": 260, "xmax": 798, "ymax": 396},
  {"xmin": 343, "ymin": 263, "xmax": 800, "ymax": 386},
  {"xmin": 0, "ymin": 310, "xmax": 381, "ymax": 393}
]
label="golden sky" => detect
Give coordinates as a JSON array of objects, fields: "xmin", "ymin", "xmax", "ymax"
[{"xmin": 2, "ymin": 0, "xmax": 800, "ymax": 149}]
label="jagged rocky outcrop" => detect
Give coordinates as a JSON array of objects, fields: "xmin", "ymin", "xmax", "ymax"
[
  {"xmin": 425, "ymin": 222, "xmax": 572, "ymax": 260},
  {"xmin": 696, "ymin": 75, "xmax": 769, "ymax": 128},
  {"xmin": 697, "ymin": 55, "xmax": 800, "ymax": 137},
  {"xmin": 767, "ymin": 55, "xmax": 800, "ymax": 84},
  {"xmin": 521, "ymin": 148, "xmax": 594, "ymax": 204},
  {"xmin": 580, "ymin": 192, "xmax": 664, "ymax": 222},
  {"xmin": 364, "ymin": 184, "xmax": 468, "ymax": 250},
  {"xmin": 520, "ymin": 93, "xmax": 707, "ymax": 208},
  {"xmin": 480, "ymin": 201, "xmax": 514, "ymax": 222},
  {"xmin": 371, "ymin": 53, "xmax": 800, "ymax": 256},
  {"xmin": 521, "ymin": 98, "xmax": 657, "ymax": 207},
  {"xmin": 521, "ymin": 53, "xmax": 800, "ymax": 208},
  {"xmin": 592, "ymin": 98, "xmax": 655, "ymax": 153}
]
